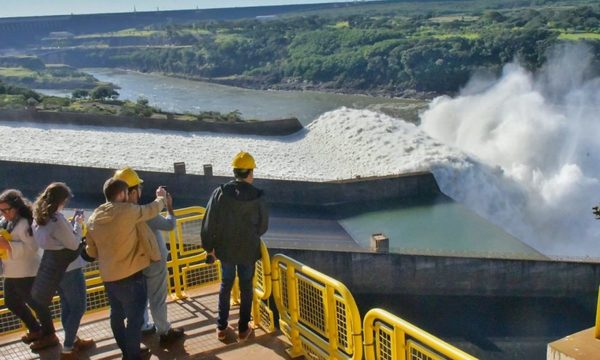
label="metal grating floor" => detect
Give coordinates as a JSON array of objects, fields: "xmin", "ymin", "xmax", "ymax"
[{"xmin": 0, "ymin": 285, "xmax": 292, "ymax": 360}]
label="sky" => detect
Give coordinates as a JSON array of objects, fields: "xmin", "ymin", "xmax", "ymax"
[{"xmin": 0, "ymin": 0, "xmax": 354, "ymax": 18}]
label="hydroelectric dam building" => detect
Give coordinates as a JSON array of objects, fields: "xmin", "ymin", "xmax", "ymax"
[{"xmin": 1, "ymin": 159, "xmax": 599, "ymax": 359}]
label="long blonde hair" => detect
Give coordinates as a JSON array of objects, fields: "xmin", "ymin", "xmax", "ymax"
[{"xmin": 33, "ymin": 182, "xmax": 73, "ymax": 226}]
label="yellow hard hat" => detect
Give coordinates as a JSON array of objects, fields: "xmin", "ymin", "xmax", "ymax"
[
  {"xmin": 231, "ymin": 151, "xmax": 256, "ymax": 169},
  {"xmin": 113, "ymin": 167, "xmax": 144, "ymax": 187}
]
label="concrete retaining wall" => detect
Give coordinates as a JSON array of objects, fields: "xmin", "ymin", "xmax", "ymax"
[
  {"xmin": 0, "ymin": 109, "xmax": 303, "ymax": 136},
  {"xmin": 271, "ymin": 248, "xmax": 600, "ymax": 299},
  {"xmin": 0, "ymin": 160, "xmax": 440, "ymax": 207}
]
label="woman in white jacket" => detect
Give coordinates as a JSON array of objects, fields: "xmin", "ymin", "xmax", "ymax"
[
  {"xmin": 0, "ymin": 189, "xmax": 43, "ymax": 346},
  {"xmin": 32, "ymin": 182, "xmax": 95, "ymax": 358}
]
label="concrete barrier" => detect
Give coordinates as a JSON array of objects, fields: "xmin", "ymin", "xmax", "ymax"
[
  {"xmin": 0, "ymin": 160, "xmax": 441, "ymax": 207},
  {"xmin": 271, "ymin": 248, "xmax": 600, "ymax": 299},
  {"xmin": 0, "ymin": 109, "xmax": 303, "ymax": 136}
]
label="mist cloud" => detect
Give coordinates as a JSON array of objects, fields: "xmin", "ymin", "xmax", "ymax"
[{"xmin": 420, "ymin": 43, "xmax": 600, "ymax": 258}]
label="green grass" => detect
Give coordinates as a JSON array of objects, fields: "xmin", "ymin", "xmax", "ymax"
[
  {"xmin": 75, "ymin": 28, "xmax": 163, "ymax": 39},
  {"xmin": 0, "ymin": 94, "xmax": 25, "ymax": 109},
  {"xmin": 433, "ymin": 33, "xmax": 481, "ymax": 40},
  {"xmin": 0, "ymin": 67, "xmax": 37, "ymax": 77},
  {"xmin": 558, "ymin": 32, "xmax": 600, "ymax": 40}
]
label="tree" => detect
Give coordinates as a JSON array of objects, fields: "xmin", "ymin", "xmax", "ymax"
[
  {"xmin": 90, "ymin": 85, "xmax": 119, "ymax": 100},
  {"xmin": 71, "ymin": 89, "xmax": 89, "ymax": 99}
]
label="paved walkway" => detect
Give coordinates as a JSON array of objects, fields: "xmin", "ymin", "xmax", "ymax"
[{"xmin": 0, "ymin": 285, "xmax": 294, "ymax": 360}]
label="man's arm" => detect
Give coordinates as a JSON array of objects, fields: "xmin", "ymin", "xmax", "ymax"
[
  {"xmin": 147, "ymin": 193, "xmax": 176, "ymax": 231},
  {"xmin": 85, "ymin": 231, "xmax": 98, "ymax": 258},
  {"xmin": 258, "ymin": 198, "xmax": 269, "ymax": 236},
  {"xmin": 200, "ymin": 187, "xmax": 221, "ymax": 253}
]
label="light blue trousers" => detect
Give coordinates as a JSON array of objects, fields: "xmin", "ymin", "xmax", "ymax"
[{"xmin": 142, "ymin": 258, "xmax": 171, "ymax": 335}]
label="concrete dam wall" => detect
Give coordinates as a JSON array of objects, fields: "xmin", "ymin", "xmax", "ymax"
[
  {"xmin": 0, "ymin": 160, "xmax": 441, "ymax": 207},
  {"xmin": 272, "ymin": 248, "xmax": 600, "ymax": 299},
  {"xmin": 0, "ymin": 109, "xmax": 303, "ymax": 136}
]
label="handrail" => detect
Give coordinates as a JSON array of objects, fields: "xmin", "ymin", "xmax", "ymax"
[
  {"xmin": 596, "ymin": 286, "xmax": 600, "ymax": 339},
  {"xmin": 363, "ymin": 308, "xmax": 477, "ymax": 360},
  {"xmin": 272, "ymin": 253, "xmax": 363, "ymax": 359}
]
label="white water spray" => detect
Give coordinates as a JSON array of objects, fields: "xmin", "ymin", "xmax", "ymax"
[{"xmin": 421, "ymin": 43, "xmax": 600, "ymax": 257}]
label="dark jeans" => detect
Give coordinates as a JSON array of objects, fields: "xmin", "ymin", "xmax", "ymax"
[
  {"xmin": 3, "ymin": 277, "xmax": 41, "ymax": 333},
  {"xmin": 104, "ymin": 272, "xmax": 147, "ymax": 360},
  {"xmin": 57, "ymin": 268, "xmax": 87, "ymax": 349},
  {"xmin": 217, "ymin": 262, "xmax": 255, "ymax": 332}
]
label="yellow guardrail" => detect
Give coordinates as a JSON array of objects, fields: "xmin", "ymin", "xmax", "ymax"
[
  {"xmin": 272, "ymin": 254, "xmax": 363, "ymax": 360},
  {"xmin": 167, "ymin": 206, "xmax": 221, "ymax": 299},
  {"xmin": 596, "ymin": 286, "xmax": 600, "ymax": 339},
  {"xmin": 364, "ymin": 308, "xmax": 477, "ymax": 360}
]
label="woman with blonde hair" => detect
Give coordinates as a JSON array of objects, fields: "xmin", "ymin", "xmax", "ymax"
[
  {"xmin": 0, "ymin": 189, "xmax": 44, "ymax": 347},
  {"xmin": 31, "ymin": 182, "xmax": 94, "ymax": 359}
]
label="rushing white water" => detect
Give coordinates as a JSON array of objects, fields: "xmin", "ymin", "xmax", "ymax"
[{"xmin": 420, "ymin": 43, "xmax": 600, "ymax": 258}]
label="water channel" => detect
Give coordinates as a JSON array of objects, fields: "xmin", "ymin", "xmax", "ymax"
[{"xmin": 38, "ymin": 68, "xmax": 427, "ymax": 125}]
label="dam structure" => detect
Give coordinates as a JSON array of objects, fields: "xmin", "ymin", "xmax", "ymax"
[{"xmin": 0, "ymin": 159, "xmax": 599, "ymax": 359}]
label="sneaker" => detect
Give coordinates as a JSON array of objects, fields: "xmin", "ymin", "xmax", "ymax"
[
  {"xmin": 60, "ymin": 350, "xmax": 78, "ymax": 360},
  {"xmin": 141, "ymin": 324, "xmax": 156, "ymax": 335},
  {"xmin": 73, "ymin": 336, "xmax": 95, "ymax": 350},
  {"xmin": 159, "ymin": 327, "xmax": 185, "ymax": 347},
  {"xmin": 21, "ymin": 330, "xmax": 42, "ymax": 344},
  {"xmin": 238, "ymin": 326, "xmax": 253, "ymax": 341},
  {"xmin": 216, "ymin": 327, "xmax": 227, "ymax": 341},
  {"xmin": 30, "ymin": 333, "xmax": 60, "ymax": 351}
]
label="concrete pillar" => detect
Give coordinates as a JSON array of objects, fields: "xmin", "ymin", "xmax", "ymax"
[
  {"xmin": 173, "ymin": 162, "xmax": 186, "ymax": 175},
  {"xmin": 370, "ymin": 233, "xmax": 389, "ymax": 253},
  {"xmin": 547, "ymin": 327, "xmax": 600, "ymax": 359},
  {"xmin": 203, "ymin": 164, "xmax": 213, "ymax": 177}
]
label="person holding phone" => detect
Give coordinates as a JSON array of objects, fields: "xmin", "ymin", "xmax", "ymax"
[
  {"xmin": 86, "ymin": 178, "xmax": 166, "ymax": 360},
  {"xmin": 32, "ymin": 182, "xmax": 95, "ymax": 358},
  {"xmin": 113, "ymin": 167, "xmax": 184, "ymax": 347}
]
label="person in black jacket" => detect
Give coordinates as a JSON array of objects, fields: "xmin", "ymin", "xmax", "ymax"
[{"xmin": 201, "ymin": 151, "xmax": 268, "ymax": 342}]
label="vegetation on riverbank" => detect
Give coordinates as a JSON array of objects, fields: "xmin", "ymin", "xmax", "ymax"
[
  {"xmin": 37, "ymin": 1, "xmax": 600, "ymax": 97},
  {"xmin": 0, "ymin": 80, "xmax": 247, "ymax": 122},
  {"xmin": 0, "ymin": 56, "xmax": 100, "ymax": 89}
]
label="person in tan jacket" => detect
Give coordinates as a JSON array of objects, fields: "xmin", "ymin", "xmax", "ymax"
[{"xmin": 86, "ymin": 178, "xmax": 166, "ymax": 360}]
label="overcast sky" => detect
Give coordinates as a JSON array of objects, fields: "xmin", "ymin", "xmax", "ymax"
[{"xmin": 0, "ymin": 0, "xmax": 356, "ymax": 18}]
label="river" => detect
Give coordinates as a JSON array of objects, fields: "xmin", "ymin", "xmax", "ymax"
[{"xmin": 38, "ymin": 68, "xmax": 427, "ymax": 125}]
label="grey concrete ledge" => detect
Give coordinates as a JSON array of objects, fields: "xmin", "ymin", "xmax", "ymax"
[{"xmin": 0, "ymin": 109, "xmax": 304, "ymax": 136}]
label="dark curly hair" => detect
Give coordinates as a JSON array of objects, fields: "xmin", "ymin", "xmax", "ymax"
[
  {"xmin": 33, "ymin": 182, "xmax": 73, "ymax": 226},
  {"xmin": 0, "ymin": 189, "xmax": 34, "ymax": 235}
]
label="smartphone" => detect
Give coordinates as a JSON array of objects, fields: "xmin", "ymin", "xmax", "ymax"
[{"xmin": 71, "ymin": 209, "xmax": 83, "ymax": 225}]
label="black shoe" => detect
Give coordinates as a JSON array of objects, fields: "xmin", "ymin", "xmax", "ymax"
[
  {"xmin": 141, "ymin": 324, "xmax": 156, "ymax": 335},
  {"xmin": 159, "ymin": 327, "xmax": 185, "ymax": 347}
]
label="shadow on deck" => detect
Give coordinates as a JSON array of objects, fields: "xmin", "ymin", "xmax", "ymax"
[{"xmin": 0, "ymin": 285, "xmax": 295, "ymax": 360}]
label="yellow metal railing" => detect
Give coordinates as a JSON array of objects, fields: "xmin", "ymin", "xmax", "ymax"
[
  {"xmin": 166, "ymin": 206, "xmax": 221, "ymax": 299},
  {"xmin": 272, "ymin": 254, "xmax": 363, "ymax": 360},
  {"xmin": 596, "ymin": 286, "xmax": 600, "ymax": 339},
  {"xmin": 363, "ymin": 308, "xmax": 477, "ymax": 360}
]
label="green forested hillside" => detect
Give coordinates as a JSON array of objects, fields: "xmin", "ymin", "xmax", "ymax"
[{"xmin": 39, "ymin": 1, "xmax": 600, "ymax": 96}]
